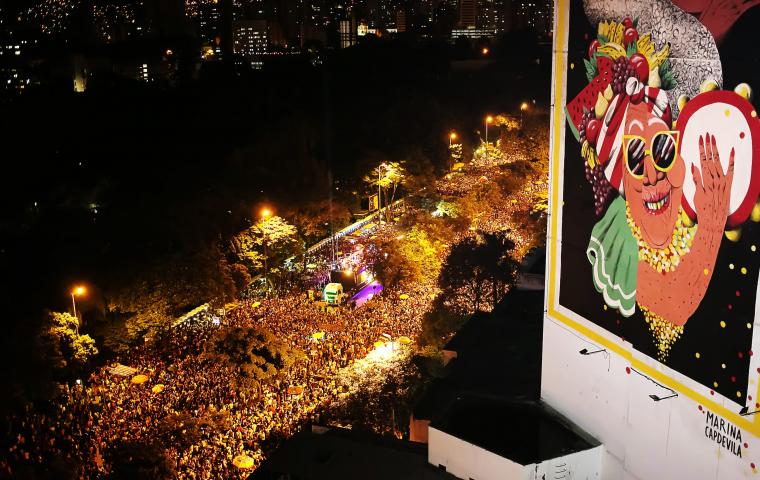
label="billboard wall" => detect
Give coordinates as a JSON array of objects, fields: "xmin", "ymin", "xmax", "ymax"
[{"xmin": 544, "ymin": 0, "xmax": 760, "ymax": 477}]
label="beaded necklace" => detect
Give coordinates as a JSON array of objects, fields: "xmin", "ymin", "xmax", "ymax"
[
  {"xmin": 625, "ymin": 202, "xmax": 696, "ymax": 359},
  {"xmin": 625, "ymin": 203, "xmax": 697, "ymax": 274}
]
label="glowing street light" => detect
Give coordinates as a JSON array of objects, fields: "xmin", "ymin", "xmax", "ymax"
[
  {"xmin": 449, "ymin": 131, "xmax": 457, "ymax": 147},
  {"xmin": 482, "ymin": 47, "xmax": 489, "ymax": 55},
  {"xmin": 520, "ymin": 102, "xmax": 529, "ymax": 129},
  {"xmin": 71, "ymin": 286, "xmax": 86, "ymax": 333},
  {"xmin": 485, "ymin": 115, "xmax": 494, "ymax": 157},
  {"xmin": 260, "ymin": 207, "xmax": 273, "ymax": 294}
]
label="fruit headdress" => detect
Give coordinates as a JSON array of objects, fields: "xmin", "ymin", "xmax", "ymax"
[{"xmin": 566, "ymin": 17, "xmax": 674, "ymax": 216}]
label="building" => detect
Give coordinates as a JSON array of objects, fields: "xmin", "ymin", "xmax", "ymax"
[
  {"xmin": 250, "ymin": 425, "xmax": 457, "ymax": 480},
  {"xmin": 428, "ymin": 398, "xmax": 601, "ymax": 479},
  {"xmin": 232, "ymin": 20, "xmax": 267, "ymax": 68},
  {"xmin": 339, "ymin": 18, "xmax": 356, "ymax": 48},
  {"xmin": 543, "ymin": 1, "xmax": 760, "ymax": 478},
  {"xmin": 450, "ymin": 26, "xmax": 497, "ymax": 41},
  {"xmin": 136, "ymin": 0, "xmax": 187, "ymax": 37},
  {"xmin": 477, "ymin": 0, "xmax": 513, "ymax": 32},
  {"xmin": 395, "ymin": 8, "xmax": 407, "ymax": 33},
  {"xmin": 515, "ymin": 0, "xmax": 552, "ymax": 36},
  {"xmin": 457, "ymin": 0, "xmax": 476, "ymax": 28}
]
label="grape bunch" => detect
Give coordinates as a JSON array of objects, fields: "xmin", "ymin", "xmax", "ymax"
[
  {"xmin": 578, "ymin": 110, "xmax": 595, "ymax": 144},
  {"xmin": 611, "ymin": 56, "xmax": 636, "ymax": 95},
  {"xmin": 584, "ymin": 161, "xmax": 613, "ymax": 216}
]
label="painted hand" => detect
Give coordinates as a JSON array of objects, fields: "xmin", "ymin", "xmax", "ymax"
[{"xmin": 692, "ymin": 132, "xmax": 734, "ymax": 233}]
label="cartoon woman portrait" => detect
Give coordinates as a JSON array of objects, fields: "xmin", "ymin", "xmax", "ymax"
[{"xmin": 566, "ymin": 16, "xmax": 760, "ymax": 360}]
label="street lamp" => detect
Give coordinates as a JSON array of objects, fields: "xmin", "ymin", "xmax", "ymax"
[
  {"xmin": 449, "ymin": 131, "xmax": 457, "ymax": 147},
  {"xmin": 520, "ymin": 102, "xmax": 529, "ymax": 129},
  {"xmin": 71, "ymin": 286, "xmax": 86, "ymax": 333},
  {"xmin": 485, "ymin": 115, "xmax": 493, "ymax": 158},
  {"xmin": 378, "ymin": 163, "xmax": 388, "ymax": 216},
  {"xmin": 260, "ymin": 208, "xmax": 272, "ymax": 294},
  {"xmin": 482, "ymin": 47, "xmax": 489, "ymax": 55}
]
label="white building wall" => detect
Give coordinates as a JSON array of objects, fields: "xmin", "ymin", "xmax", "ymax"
[{"xmin": 429, "ymin": 426, "xmax": 602, "ymax": 480}]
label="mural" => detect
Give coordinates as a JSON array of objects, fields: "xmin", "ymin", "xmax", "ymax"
[{"xmin": 558, "ymin": 0, "xmax": 760, "ymax": 401}]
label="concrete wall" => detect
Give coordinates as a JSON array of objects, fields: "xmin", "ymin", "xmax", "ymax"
[
  {"xmin": 428, "ymin": 426, "xmax": 603, "ymax": 480},
  {"xmin": 544, "ymin": 1, "xmax": 760, "ymax": 477}
]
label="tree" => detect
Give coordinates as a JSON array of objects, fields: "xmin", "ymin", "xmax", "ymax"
[
  {"xmin": 438, "ymin": 232, "xmax": 519, "ymax": 312},
  {"xmin": 100, "ymin": 243, "xmax": 238, "ymax": 353},
  {"xmin": 202, "ymin": 326, "xmax": 303, "ymax": 393},
  {"xmin": 108, "ymin": 440, "xmax": 175, "ymax": 480},
  {"xmin": 369, "ymin": 226, "xmax": 443, "ymax": 287},
  {"xmin": 37, "ymin": 311, "xmax": 98, "ymax": 378},
  {"xmin": 364, "ymin": 161, "xmax": 407, "ymax": 221},
  {"xmin": 287, "ymin": 199, "xmax": 352, "ymax": 245},
  {"xmin": 230, "ymin": 216, "xmax": 298, "ymax": 284},
  {"xmin": 418, "ymin": 297, "xmax": 470, "ymax": 349}
]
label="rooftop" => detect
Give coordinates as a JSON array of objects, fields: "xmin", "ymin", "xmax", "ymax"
[
  {"xmin": 249, "ymin": 425, "xmax": 457, "ymax": 480},
  {"xmin": 431, "ymin": 397, "xmax": 598, "ymax": 465}
]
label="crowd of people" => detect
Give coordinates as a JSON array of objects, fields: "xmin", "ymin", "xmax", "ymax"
[
  {"xmin": 1, "ymin": 123, "xmax": 548, "ymax": 479},
  {"xmin": 2, "ymin": 267, "xmax": 434, "ymax": 479}
]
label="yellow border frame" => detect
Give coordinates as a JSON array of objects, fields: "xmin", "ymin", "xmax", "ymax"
[{"xmin": 546, "ymin": 0, "xmax": 760, "ymax": 435}]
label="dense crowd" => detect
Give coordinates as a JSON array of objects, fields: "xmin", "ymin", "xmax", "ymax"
[
  {"xmin": 1, "ymin": 125, "xmax": 548, "ymax": 479},
  {"xmin": 2, "ymin": 276, "xmax": 433, "ymax": 479}
]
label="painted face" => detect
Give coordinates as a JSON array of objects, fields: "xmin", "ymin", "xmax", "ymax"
[{"xmin": 622, "ymin": 102, "xmax": 685, "ymax": 249}]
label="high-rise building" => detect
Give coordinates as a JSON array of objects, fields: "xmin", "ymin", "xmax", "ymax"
[
  {"xmin": 136, "ymin": 0, "xmax": 187, "ymax": 37},
  {"xmin": 515, "ymin": 0, "xmax": 553, "ymax": 36},
  {"xmin": 233, "ymin": 19, "xmax": 267, "ymax": 67},
  {"xmin": 395, "ymin": 8, "xmax": 407, "ymax": 33},
  {"xmin": 339, "ymin": 18, "xmax": 356, "ymax": 48},
  {"xmin": 477, "ymin": 0, "xmax": 512, "ymax": 31},
  {"xmin": 199, "ymin": 0, "xmax": 234, "ymax": 59},
  {"xmin": 457, "ymin": 0, "xmax": 476, "ymax": 28}
]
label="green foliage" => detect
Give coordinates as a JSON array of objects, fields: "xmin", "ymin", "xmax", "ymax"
[
  {"xmin": 431, "ymin": 200, "xmax": 460, "ymax": 219},
  {"xmin": 202, "ymin": 326, "xmax": 304, "ymax": 391},
  {"xmin": 438, "ymin": 231, "xmax": 519, "ymax": 312},
  {"xmin": 417, "ymin": 298, "xmax": 470, "ymax": 349},
  {"xmin": 363, "ymin": 161, "xmax": 408, "ymax": 220},
  {"xmin": 659, "ymin": 59, "xmax": 676, "ymax": 90},
  {"xmin": 230, "ymin": 215, "xmax": 298, "ymax": 272},
  {"xmin": 532, "ymin": 190, "xmax": 549, "ymax": 215},
  {"xmin": 372, "ymin": 225, "xmax": 444, "ymax": 287},
  {"xmin": 37, "ymin": 311, "xmax": 98, "ymax": 377},
  {"xmin": 287, "ymin": 199, "xmax": 352, "ymax": 244},
  {"xmin": 584, "ymin": 57, "xmax": 598, "ymax": 83},
  {"xmin": 100, "ymin": 243, "xmax": 238, "ymax": 353},
  {"xmin": 626, "ymin": 41, "xmax": 637, "ymax": 58}
]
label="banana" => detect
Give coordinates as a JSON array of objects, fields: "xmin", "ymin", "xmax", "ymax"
[
  {"xmin": 594, "ymin": 92, "xmax": 609, "ymax": 119},
  {"xmin": 677, "ymin": 95, "xmax": 689, "ymax": 112},
  {"xmin": 597, "ymin": 42, "xmax": 627, "ymax": 59},
  {"xmin": 611, "ymin": 22, "xmax": 625, "ymax": 44},
  {"xmin": 637, "ymin": 33, "xmax": 654, "ymax": 61},
  {"xmin": 598, "ymin": 21, "xmax": 609, "ymax": 39},
  {"xmin": 587, "ymin": 149, "xmax": 597, "ymax": 169},
  {"xmin": 648, "ymin": 68, "xmax": 661, "ymax": 88},
  {"xmin": 603, "ymin": 84, "xmax": 613, "ymax": 101},
  {"xmin": 650, "ymin": 43, "xmax": 670, "ymax": 70}
]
